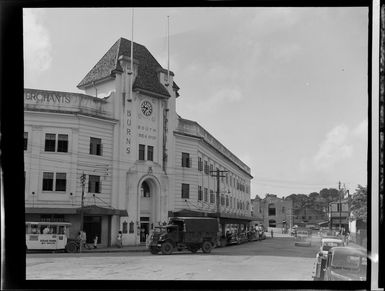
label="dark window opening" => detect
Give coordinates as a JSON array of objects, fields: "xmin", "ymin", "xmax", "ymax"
[
  {"xmin": 55, "ymin": 173, "xmax": 66, "ymax": 191},
  {"xmin": 139, "ymin": 144, "xmax": 145, "ymax": 160},
  {"xmin": 42, "ymin": 172, "xmax": 54, "ymax": 191},
  {"xmin": 182, "ymin": 183, "xmax": 189, "ymax": 199},
  {"xmin": 57, "ymin": 134, "xmax": 68, "ymax": 152},
  {"xmin": 141, "ymin": 181, "xmax": 151, "ymax": 197},
  {"xmin": 147, "ymin": 146, "xmax": 153, "ymax": 161},
  {"xmin": 182, "ymin": 152, "xmax": 190, "ymax": 168},
  {"xmin": 24, "ymin": 132, "xmax": 28, "ymax": 150},
  {"xmin": 90, "ymin": 137, "xmax": 102, "ymax": 156},
  {"xmin": 88, "ymin": 175, "xmax": 101, "ymax": 193},
  {"xmin": 45, "ymin": 133, "xmax": 56, "ymax": 152}
]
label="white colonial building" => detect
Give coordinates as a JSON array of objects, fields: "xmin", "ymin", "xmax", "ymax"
[{"xmin": 24, "ymin": 38, "xmax": 253, "ymax": 246}]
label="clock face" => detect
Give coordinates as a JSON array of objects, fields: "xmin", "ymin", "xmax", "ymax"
[{"xmin": 140, "ymin": 100, "xmax": 152, "ymax": 116}]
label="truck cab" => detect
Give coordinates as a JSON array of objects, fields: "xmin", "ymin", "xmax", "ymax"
[{"xmin": 148, "ymin": 217, "xmax": 218, "ymax": 255}]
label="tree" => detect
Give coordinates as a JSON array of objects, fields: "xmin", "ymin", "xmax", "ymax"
[
  {"xmin": 320, "ymin": 188, "xmax": 340, "ymax": 202},
  {"xmin": 351, "ymin": 185, "xmax": 367, "ymax": 222},
  {"xmin": 309, "ymin": 192, "xmax": 319, "ymax": 200}
]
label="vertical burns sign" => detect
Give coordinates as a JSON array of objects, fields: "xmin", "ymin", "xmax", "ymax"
[{"xmin": 126, "ymin": 108, "xmax": 132, "ymax": 154}]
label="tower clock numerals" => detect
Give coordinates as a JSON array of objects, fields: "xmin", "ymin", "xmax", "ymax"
[{"xmin": 140, "ymin": 100, "xmax": 152, "ymax": 116}]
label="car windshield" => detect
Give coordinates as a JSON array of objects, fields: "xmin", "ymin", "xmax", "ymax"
[{"xmin": 332, "ymin": 253, "xmax": 361, "ymax": 270}]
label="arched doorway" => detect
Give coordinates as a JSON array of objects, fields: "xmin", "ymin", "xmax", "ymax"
[{"xmin": 138, "ymin": 176, "xmax": 160, "ymax": 244}]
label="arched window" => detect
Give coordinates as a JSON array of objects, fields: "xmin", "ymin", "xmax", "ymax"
[{"xmin": 268, "ymin": 203, "xmax": 276, "ymax": 216}]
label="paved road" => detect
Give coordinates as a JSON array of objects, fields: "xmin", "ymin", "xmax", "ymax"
[{"xmin": 26, "ymin": 237, "xmax": 321, "ymax": 280}]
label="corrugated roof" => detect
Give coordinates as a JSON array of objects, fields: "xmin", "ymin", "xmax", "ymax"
[{"xmin": 77, "ymin": 38, "xmax": 177, "ymax": 98}]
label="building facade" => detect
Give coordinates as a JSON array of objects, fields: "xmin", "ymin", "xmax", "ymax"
[
  {"xmin": 24, "ymin": 38, "xmax": 253, "ymax": 246},
  {"xmin": 292, "ymin": 207, "xmax": 329, "ymax": 228},
  {"xmin": 251, "ymin": 194, "xmax": 293, "ymax": 230}
]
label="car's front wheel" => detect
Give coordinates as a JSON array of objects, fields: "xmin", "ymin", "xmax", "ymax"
[
  {"xmin": 65, "ymin": 241, "xmax": 78, "ymax": 253},
  {"xmin": 202, "ymin": 241, "xmax": 212, "ymax": 253},
  {"xmin": 161, "ymin": 241, "xmax": 173, "ymax": 255}
]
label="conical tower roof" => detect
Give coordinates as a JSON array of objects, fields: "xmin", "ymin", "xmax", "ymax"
[{"xmin": 77, "ymin": 38, "xmax": 174, "ymax": 98}]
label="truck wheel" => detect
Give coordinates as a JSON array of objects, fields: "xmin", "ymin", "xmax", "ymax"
[
  {"xmin": 161, "ymin": 242, "xmax": 173, "ymax": 255},
  {"xmin": 65, "ymin": 241, "xmax": 78, "ymax": 253},
  {"xmin": 202, "ymin": 241, "xmax": 212, "ymax": 253},
  {"xmin": 150, "ymin": 247, "xmax": 160, "ymax": 254}
]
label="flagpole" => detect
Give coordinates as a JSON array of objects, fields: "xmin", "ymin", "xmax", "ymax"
[
  {"xmin": 167, "ymin": 15, "xmax": 170, "ymax": 86},
  {"xmin": 130, "ymin": 8, "xmax": 134, "ymax": 100}
]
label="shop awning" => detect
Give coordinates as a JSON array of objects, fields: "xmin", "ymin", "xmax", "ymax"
[
  {"xmin": 26, "ymin": 206, "xmax": 128, "ymax": 216},
  {"xmin": 76, "ymin": 205, "xmax": 128, "ymax": 216},
  {"xmin": 171, "ymin": 209, "xmax": 254, "ymax": 224},
  {"xmin": 26, "ymin": 207, "xmax": 77, "ymax": 214}
]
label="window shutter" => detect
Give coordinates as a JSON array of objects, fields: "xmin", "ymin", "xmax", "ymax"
[
  {"xmin": 100, "ymin": 144, "xmax": 103, "ymax": 156},
  {"xmin": 98, "ymin": 180, "xmax": 102, "ymax": 193}
]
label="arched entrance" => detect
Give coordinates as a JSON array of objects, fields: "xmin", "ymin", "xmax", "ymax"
[{"xmin": 138, "ymin": 176, "xmax": 160, "ymax": 244}]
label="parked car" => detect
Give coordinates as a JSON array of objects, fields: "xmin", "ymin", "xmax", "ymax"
[
  {"xmin": 323, "ymin": 247, "xmax": 367, "ymax": 281},
  {"xmin": 313, "ymin": 238, "xmax": 346, "ymax": 280},
  {"xmin": 294, "ymin": 229, "xmax": 312, "ymax": 247}
]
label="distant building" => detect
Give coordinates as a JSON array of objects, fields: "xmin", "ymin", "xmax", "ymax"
[
  {"xmin": 328, "ymin": 198, "xmax": 349, "ymax": 230},
  {"xmin": 292, "ymin": 207, "xmax": 328, "ymax": 228},
  {"xmin": 251, "ymin": 194, "xmax": 293, "ymax": 229}
]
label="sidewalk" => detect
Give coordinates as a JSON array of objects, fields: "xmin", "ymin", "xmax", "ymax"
[{"xmin": 82, "ymin": 245, "xmax": 148, "ymax": 253}]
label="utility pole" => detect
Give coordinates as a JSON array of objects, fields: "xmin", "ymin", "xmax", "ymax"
[
  {"xmin": 210, "ymin": 169, "xmax": 227, "ymax": 245},
  {"xmin": 338, "ymin": 181, "xmax": 342, "ymax": 232},
  {"xmin": 79, "ymin": 172, "xmax": 86, "ymax": 252}
]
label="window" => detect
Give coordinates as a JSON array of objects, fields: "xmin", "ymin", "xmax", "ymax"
[
  {"xmin": 198, "ymin": 157, "xmax": 203, "ymax": 171},
  {"xmin": 141, "ymin": 181, "xmax": 150, "ymax": 197},
  {"xmin": 268, "ymin": 203, "xmax": 276, "ymax": 216},
  {"xmin": 24, "ymin": 132, "xmax": 28, "ymax": 150},
  {"xmin": 210, "ymin": 190, "xmax": 215, "ymax": 203},
  {"xmin": 204, "ymin": 188, "xmax": 208, "ymax": 202},
  {"xmin": 204, "ymin": 161, "xmax": 209, "ymax": 174},
  {"xmin": 230, "ymin": 197, "xmax": 233, "ymax": 208},
  {"xmin": 282, "ymin": 207, "xmax": 285, "ymax": 214},
  {"xmin": 42, "ymin": 172, "xmax": 66, "ymax": 192},
  {"xmin": 209, "ymin": 164, "xmax": 213, "ymax": 174},
  {"xmin": 147, "ymin": 146, "xmax": 154, "ymax": 161},
  {"xmin": 226, "ymin": 196, "xmax": 229, "ymax": 207},
  {"xmin": 90, "ymin": 137, "xmax": 102, "ymax": 156},
  {"xmin": 198, "ymin": 186, "xmax": 202, "ymax": 201},
  {"xmin": 57, "ymin": 134, "xmax": 68, "ymax": 152},
  {"xmin": 181, "ymin": 183, "xmax": 189, "ymax": 199},
  {"xmin": 44, "ymin": 133, "xmax": 68, "ymax": 152},
  {"xmin": 139, "ymin": 144, "xmax": 145, "ymax": 160},
  {"xmin": 88, "ymin": 175, "xmax": 101, "ymax": 193},
  {"xmin": 55, "ymin": 173, "xmax": 67, "ymax": 191},
  {"xmin": 45, "ymin": 133, "xmax": 56, "ymax": 152},
  {"xmin": 182, "ymin": 152, "xmax": 190, "ymax": 168},
  {"xmin": 42, "ymin": 172, "xmax": 54, "ymax": 191},
  {"xmin": 221, "ymin": 195, "xmax": 225, "ymax": 206}
]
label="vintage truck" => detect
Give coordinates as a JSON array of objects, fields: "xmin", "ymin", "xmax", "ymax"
[{"xmin": 148, "ymin": 217, "xmax": 219, "ymax": 255}]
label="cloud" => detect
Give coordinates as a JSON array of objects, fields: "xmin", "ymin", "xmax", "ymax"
[
  {"xmin": 353, "ymin": 119, "xmax": 368, "ymax": 139},
  {"xmin": 199, "ymin": 88, "xmax": 243, "ymax": 112},
  {"xmin": 23, "ymin": 9, "xmax": 52, "ymax": 82},
  {"xmin": 312, "ymin": 124, "xmax": 353, "ymax": 170}
]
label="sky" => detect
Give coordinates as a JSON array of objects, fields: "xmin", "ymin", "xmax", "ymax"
[{"xmin": 23, "ymin": 7, "xmax": 369, "ymax": 198}]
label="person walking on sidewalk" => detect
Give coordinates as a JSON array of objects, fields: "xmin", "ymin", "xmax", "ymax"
[
  {"xmin": 117, "ymin": 231, "xmax": 123, "ymax": 248},
  {"xmin": 271, "ymin": 229, "xmax": 274, "ymax": 238}
]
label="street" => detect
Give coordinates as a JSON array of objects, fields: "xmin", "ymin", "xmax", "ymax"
[{"xmin": 26, "ymin": 236, "xmax": 322, "ymax": 280}]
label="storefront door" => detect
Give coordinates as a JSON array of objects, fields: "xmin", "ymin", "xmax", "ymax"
[
  {"xmin": 140, "ymin": 222, "xmax": 149, "ymax": 243},
  {"xmin": 84, "ymin": 216, "xmax": 101, "ymax": 244}
]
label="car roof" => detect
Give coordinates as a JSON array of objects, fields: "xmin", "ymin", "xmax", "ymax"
[
  {"xmin": 331, "ymin": 247, "xmax": 367, "ymax": 256},
  {"xmin": 322, "ymin": 238, "xmax": 343, "ymax": 243}
]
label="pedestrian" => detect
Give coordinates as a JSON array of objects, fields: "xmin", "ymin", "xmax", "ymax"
[
  {"xmin": 43, "ymin": 226, "xmax": 50, "ymax": 234},
  {"xmin": 271, "ymin": 229, "xmax": 274, "ymax": 238},
  {"xmin": 93, "ymin": 236, "xmax": 98, "ymax": 249},
  {"xmin": 117, "ymin": 230, "xmax": 122, "ymax": 248}
]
